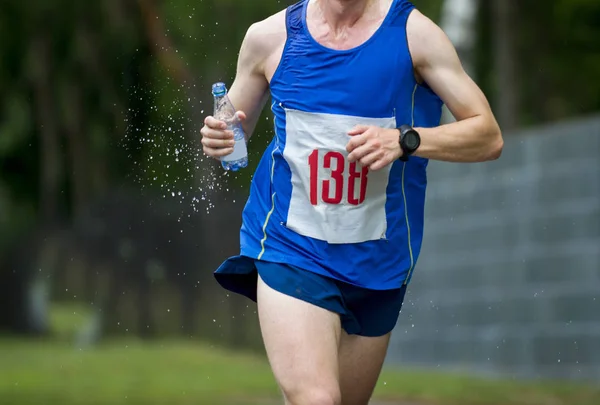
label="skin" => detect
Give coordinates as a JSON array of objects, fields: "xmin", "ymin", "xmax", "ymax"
[{"xmin": 200, "ymin": 1, "xmax": 503, "ymax": 404}]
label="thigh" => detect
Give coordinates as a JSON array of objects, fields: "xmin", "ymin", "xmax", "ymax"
[
  {"xmin": 257, "ymin": 275, "xmax": 342, "ymax": 405},
  {"xmin": 338, "ymin": 331, "xmax": 391, "ymax": 405}
]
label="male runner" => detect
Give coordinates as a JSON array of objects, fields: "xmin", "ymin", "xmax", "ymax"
[{"xmin": 200, "ymin": 1, "xmax": 502, "ymax": 404}]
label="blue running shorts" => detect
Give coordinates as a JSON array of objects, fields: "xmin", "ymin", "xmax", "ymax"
[{"xmin": 214, "ymin": 256, "xmax": 407, "ymax": 337}]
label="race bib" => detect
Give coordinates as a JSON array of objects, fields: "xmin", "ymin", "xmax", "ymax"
[{"xmin": 283, "ymin": 108, "xmax": 396, "ymax": 244}]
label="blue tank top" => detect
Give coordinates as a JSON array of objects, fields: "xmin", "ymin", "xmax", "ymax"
[{"xmin": 236, "ymin": 0, "xmax": 443, "ymax": 290}]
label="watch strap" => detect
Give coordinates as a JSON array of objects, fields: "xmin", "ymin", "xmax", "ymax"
[{"xmin": 398, "ymin": 125, "xmax": 414, "ymax": 161}]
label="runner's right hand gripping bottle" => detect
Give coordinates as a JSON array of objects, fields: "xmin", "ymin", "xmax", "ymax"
[{"xmin": 211, "ymin": 82, "xmax": 248, "ymax": 171}]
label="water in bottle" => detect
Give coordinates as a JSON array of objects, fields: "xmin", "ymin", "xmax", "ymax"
[{"xmin": 211, "ymin": 82, "xmax": 248, "ymax": 171}]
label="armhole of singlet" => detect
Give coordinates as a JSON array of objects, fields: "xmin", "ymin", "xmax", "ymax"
[
  {"xmin": 403, "ymin": 5, "xmax": 444, "ymax": 103},
  {"xmin": 403, "ymin": 5, "xmax": 421, "ymax": 92},
  {"xmin": 268, "ymin": 7, "xmax": 294, "ymax": 86}
]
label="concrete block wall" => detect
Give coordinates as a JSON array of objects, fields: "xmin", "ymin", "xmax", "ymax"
[{"xmin": 387, "ymin": 116, "xmax": 600, "ymax": 381}]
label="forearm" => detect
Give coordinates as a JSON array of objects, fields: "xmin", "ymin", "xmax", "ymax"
[
  {"xmin": 226, "ymin": 85, "xmax": 269, "ymax": 141},
  {"xmin": 414, "ymin": 115, "xmax": 503, "ymax": 162},
  {"xmin": 242, "ymin": 92, "xmax": 270, "ymax": 141}
]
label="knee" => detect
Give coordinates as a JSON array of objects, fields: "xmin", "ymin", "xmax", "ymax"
[{"xmin": 284, "ymin": 386, "xmax": 342, "ymax": 405}]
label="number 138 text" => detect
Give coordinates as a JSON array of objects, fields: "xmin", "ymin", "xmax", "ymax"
[{"xmin": 308, "ymin": 149, "xmax": 369, "ymax": 206}]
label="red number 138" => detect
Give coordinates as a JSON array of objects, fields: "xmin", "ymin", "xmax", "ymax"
[{"xmin": 308, "ymin": 149, "xmax": 368, "ymax": 206}]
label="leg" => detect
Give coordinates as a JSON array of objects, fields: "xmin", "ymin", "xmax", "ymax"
[
  {"xmin": 257, "ymin": 275, "xmax": 343, "ymax": 405},
  {"xmin": 338, "ymin": 331, "xmax": 391, "ymax": 405}
]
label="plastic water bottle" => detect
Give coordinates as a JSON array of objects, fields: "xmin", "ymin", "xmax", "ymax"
[{"xmin": 211, "ymin": 82, "xmax": 248, "ymax": 171}]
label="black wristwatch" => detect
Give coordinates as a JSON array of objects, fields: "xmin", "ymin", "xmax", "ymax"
[{"xmin": 397, "ymin": 125, "xmax": 421, "ymax": 162}]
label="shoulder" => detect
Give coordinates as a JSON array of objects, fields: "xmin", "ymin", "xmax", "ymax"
[
  {"xmin": 242, "ymin": 9, "xmax": 287, "ymax": 64},
  {"xmin": 406, "ymin": 9, "xmax": 458, "ymax": 71}
]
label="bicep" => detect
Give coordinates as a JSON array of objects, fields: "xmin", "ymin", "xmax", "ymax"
[
  {"xmin": 227, "ymin": 25, "xmax": 271, "ymax": 133},
  {"xmin": 408, "ymin": 11, "xmax": 493, "ymax": 121}
]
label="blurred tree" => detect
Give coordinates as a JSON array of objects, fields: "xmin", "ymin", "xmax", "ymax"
[
  {"xmin": 0, "ymin": 0, "xmax": 150, "ymax": 334},
  {"xmin": 439, "ymin": 0, "xmax": 479, "ymax": 124},
  {"xmin": 491, "ymin": 0, "xmax": 518, "ymax": 131},
  {"xmin": 478, "ymin": 0, "xmax": 600, "ymax": 128}
]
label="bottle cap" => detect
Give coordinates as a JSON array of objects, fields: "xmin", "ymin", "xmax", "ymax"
[{"xmin": 212, "ymin": 82, "xmax": 227, "ymax": 97}]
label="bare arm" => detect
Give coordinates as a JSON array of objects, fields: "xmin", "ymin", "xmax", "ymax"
[
  {"xmin": 225, "ymin": 22, "xmax": 271, "ymax": 139},
  {"xmin": 408, "ymin": 10, "xmax": 503, "ymax": 162},
  {"xmin": 201, "ymin": 14, "xmax": 285, "ymax": 157}
]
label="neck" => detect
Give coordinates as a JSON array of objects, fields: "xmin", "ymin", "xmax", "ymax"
[{"xmin": 316, "ymin": 0, "xmax": 375, "ymax": 28}]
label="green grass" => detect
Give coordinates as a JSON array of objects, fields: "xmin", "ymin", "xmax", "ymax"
[
  {"xmin": 0, "ymin": 339, "xmax": 276, "ymax": 405},
  {"xmin": 0, "ymin": 338, "xmax": 599, "ymax": 405},
  {"xmin": 375, "ymin": 369, "xmax": 600, "ymax": 405}
]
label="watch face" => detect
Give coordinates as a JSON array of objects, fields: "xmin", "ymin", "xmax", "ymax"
[{"xmin": 404, "ymin": 131, "xmax": 420, "ymax": 150}]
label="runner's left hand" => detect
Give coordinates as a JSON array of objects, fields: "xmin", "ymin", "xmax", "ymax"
[{"xmin": 346, "ymin": 125, "xmax": 403, "ymax": 171}]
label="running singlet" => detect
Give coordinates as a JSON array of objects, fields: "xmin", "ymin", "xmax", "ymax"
[{"xmin": 216, "ymin": 0, "xmax": 443, "ymax": 290}]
